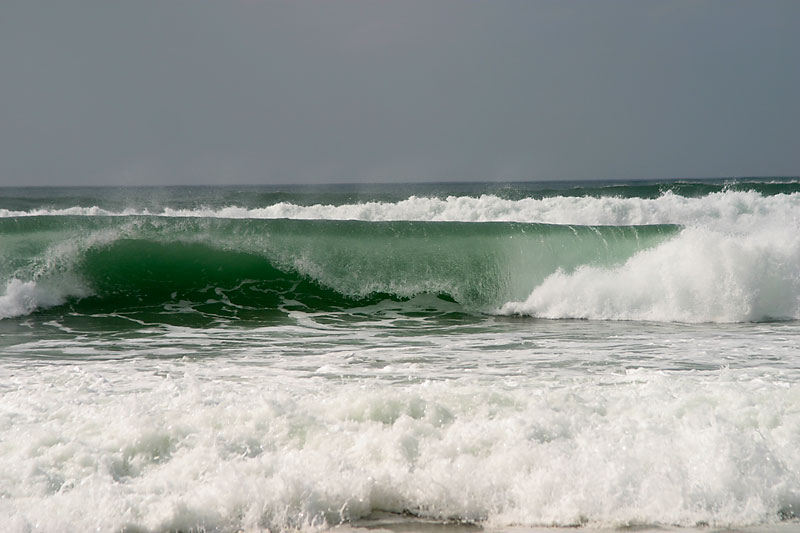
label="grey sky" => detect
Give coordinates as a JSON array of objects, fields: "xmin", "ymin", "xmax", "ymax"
[{"xmin": 1, "ymin": 1, "xmax": 798, "ymax": 186}]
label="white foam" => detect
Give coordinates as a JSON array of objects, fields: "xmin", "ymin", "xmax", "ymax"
[
  {"xmin": 499, "ymin": 223, "xmax": 800, "ymax": 323},
  {"xmin": 0, "ymin": 362, "xmax": 797, "ymax": 531},
  {"xmin": 0, "ymin": 225, "xmax": 122, "ymax": 318},
  {"xmin": 0, "ymin": 278, "xmax": 89, "ymax": 319},
  {"xmin": 2, "ymin": 190, "xmax": 800, "ymax": 229},
  {"xmin": 0, "ymin": 205, "xmax": 135, "ymax": 217}
]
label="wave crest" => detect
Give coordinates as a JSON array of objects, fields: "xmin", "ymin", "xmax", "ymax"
[{"xmin": 2, "ymin": 189, "xmax": 800, "ymax": 230}]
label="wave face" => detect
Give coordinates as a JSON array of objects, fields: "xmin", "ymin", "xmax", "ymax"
[
  {"xmin": 2, "ymin": 182, "xmax": 800, "ymax": 323},
  {"xmin": 0, "ymin": 215, "xmax": 675, "ymax": 322}
]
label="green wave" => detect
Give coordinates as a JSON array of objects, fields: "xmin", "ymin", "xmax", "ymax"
[{"xmin": 0, "ymin": 216, "xmax": 680, "ymax": 321}]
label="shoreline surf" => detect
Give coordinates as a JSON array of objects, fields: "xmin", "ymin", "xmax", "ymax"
[{"xmin": 2, "ymin": 180, "xmax": 799, "ymax": 532}]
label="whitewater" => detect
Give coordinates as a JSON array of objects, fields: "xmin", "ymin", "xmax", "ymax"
[{"xmin": 1, "ymin": 180, "xmax": 799, "ymax": 532}]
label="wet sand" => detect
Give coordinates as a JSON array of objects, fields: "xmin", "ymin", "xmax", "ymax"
[{"xmin": 341, "ymin": 512, "xmax": 800, "ymax": 533}]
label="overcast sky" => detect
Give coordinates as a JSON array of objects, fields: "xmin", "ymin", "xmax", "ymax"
[{"xmin": 1, "ymin": 1, "xmax": 798, "ymax": 186}]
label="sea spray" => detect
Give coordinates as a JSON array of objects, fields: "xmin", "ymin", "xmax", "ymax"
[{"xmin": 499, "ymin": 225, "xmax": 800, "ymax": 322}]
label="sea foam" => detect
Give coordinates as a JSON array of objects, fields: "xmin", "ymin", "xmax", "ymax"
[
  {"xmin": 499, "ymin": 225, "xmax": 800, "ymax": 322},
  {"xmin": 1, "ymin": 362, "xmax": 798, "ymax": 532},
  {"xmin": 0, "ymin": 279, "xmax": 65, "ymax": 319},
  {"xmin": 2, "ymin": 190, "xmax": 799, "ymax": 229}
]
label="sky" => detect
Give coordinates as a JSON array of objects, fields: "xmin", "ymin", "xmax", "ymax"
[{"xmin": 1, "ymin": 1, "xmax": 798, "ymax": 186}]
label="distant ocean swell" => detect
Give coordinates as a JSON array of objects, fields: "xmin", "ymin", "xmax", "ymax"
[
  {"xmin": 2, "ymin": 189, "xmax": 799, "ymax": 228},
  {"xmin": 1, "ymin": 190, "xmax": 799, "ymax": 323}
]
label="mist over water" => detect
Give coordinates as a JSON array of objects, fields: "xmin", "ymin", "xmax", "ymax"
[{"xmin": 1, "ymin": 180, "xmax": 799, "ymax": 532}]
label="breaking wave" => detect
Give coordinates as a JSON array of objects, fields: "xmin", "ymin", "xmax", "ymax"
[{"xmin": 2, "ymin": 189, "xmax": 799, "ymax": 323}]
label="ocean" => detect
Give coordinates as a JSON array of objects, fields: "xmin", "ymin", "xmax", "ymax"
[{"xmin": 0, "ymin": 180, "xmax": 798, "ymax": 532}]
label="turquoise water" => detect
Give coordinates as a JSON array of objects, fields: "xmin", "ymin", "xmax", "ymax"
[{"xmin": 1, "ymin": 180, "xmax": 799, "ymax": 532}]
